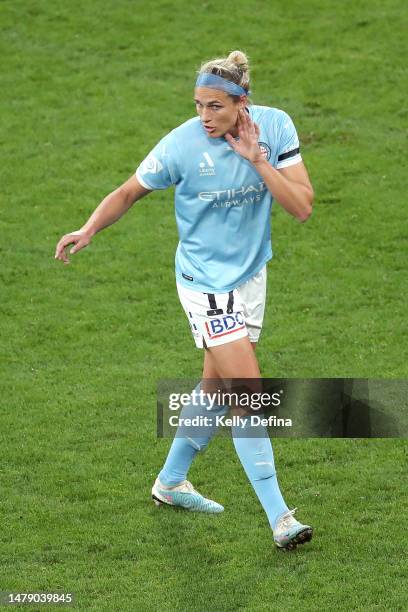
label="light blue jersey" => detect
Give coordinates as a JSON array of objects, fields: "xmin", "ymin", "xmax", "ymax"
[{"xmin": 135, "ymin": 105, "xmax": 301, "ymax": 293}]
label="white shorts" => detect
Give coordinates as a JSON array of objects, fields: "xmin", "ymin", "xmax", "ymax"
[{"xmin": 177, "ymin": 266, "xmax": 267, "ymax": 349}]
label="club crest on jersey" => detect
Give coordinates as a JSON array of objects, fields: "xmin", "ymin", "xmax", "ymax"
[
  {"xmin": 205, "ymin": 312, "xmax": 245, "ymax": 339},
  {"xmin": 199, "ymin": 152, "xmax": 216, "ymax": 176},
  {"xmin": 258, "ymin": 142, "xmax": 271, "ymax": 161}
]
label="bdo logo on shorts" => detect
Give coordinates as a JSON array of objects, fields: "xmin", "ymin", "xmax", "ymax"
[{"xmin": 205, "ymin": 312, "xmax": 245, "ymax": 339}]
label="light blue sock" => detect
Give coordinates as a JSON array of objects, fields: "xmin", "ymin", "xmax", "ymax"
[
  {"xmin": 231, "ymin": 417, "xmax": 289, "ymax": 529},
  {"xmin": 159, "ymin": 383, "xmax": 228, "ymax": 486}
]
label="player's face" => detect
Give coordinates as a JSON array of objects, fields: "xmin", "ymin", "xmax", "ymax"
[{"xmin": 194, "ymin": 87, "xmax": 245, "ymax": 138}]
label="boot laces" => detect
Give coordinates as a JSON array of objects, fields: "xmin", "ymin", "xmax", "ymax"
[
  {"xmin": 182, "ymin": 480, "xmax": 196, "ymax": 493},
  {"xmin": 279, "ymin": 508, "xmax": 298, "ymax": 528}
]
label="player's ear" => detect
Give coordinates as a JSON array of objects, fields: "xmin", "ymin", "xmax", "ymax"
[{"xmin": 239, "ymin": 95, "xmax": 247, "ymax": 110}]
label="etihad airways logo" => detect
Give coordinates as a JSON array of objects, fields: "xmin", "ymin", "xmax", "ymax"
[{"xmin": 199, "ymin": 181, "xmax": 266, "ymax": 208}]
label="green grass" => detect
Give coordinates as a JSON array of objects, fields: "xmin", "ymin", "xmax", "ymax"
[{"xmin": 1, "ymin": 0, "xmax": 407, "ymax": 609}]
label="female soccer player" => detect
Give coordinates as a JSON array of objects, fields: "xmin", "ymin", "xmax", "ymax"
[{"xmin": 55, "ymin": 51, "xmax": 314, "ymax": 550}]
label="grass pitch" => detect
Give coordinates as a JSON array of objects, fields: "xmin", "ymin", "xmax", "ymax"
[{"xmin": 1, "ymin": 0, "xmax": 407, "ymax": 610}]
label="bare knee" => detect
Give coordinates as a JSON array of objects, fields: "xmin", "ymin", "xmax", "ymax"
[{"xmin": 206, "ymin": 337, "xmax": 261, "ymax": 379}]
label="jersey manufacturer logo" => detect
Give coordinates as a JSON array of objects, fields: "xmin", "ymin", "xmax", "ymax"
[
  {"xmin": 205, "ymin": 312, "xmax": 245, "ymax": 339},
  {"xmin": 258, "ymin": 142, "xmax": 271, "ymax": 161},
  {"xmin": 199, "ymin": 152, "xmax": 216, "ymax": 176}
]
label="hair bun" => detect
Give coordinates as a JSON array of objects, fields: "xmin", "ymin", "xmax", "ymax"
[
  {"xmin": 198, "ymin": 51, "xmax": 250, "ymax": 93},
  {"xmin": 227, "ymin": 50, "xmax": 249, "ymax": 71}
]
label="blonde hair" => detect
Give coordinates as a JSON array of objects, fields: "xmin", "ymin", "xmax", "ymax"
[{"xmin": 198, "ymin": 50, "xmax": 250, "ymax": 96}]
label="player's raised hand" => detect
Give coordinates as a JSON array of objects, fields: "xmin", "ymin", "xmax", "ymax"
[
  {"xmin": 225, "ymin": 109, "xmax": 262, "ymax": 164},
  {"xmin": 54, "ymin": 230, "xmax": 92, "ymax": 264}
]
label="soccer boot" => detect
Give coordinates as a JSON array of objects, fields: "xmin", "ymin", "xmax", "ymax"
[
  {"xmin": 273, "ymin": 508, "xmax": 313, "ymax": 551},
  {"xmin": 152, "ymin": 478, "xmax": 224, "ymax": 513}
]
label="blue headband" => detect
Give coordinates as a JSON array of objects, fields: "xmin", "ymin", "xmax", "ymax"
[{"xmin": 195, "ymin": 72, "xmax": 250, "ymax": 96}]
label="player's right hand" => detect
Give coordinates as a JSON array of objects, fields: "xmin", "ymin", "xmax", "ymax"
[{"xmin": 54, "ymin": 230, "xmax": 92, "ymax": 264}]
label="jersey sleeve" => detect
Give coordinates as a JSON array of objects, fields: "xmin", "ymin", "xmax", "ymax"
[
  {"xmin": 276, "ymin": 111, "xmax": 302, "ymax": 169},
  {"xmin": 135, "ymin": 131, "xmax": 180, "ymax": 190}
]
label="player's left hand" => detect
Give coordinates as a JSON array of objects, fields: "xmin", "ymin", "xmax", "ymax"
[{"xmin": 225, "ymin": 109, "xmax": 263, "ymax": 164}]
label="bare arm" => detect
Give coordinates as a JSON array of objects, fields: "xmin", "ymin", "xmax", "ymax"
[
  {"xmin": 55, "ymin": 175, "xmax": 151, "ymax": 264},
  {"xmin": 253, "ymin": 158, "xmax": 313, "ymax": 222},
  {"xmin": 225, "ymin": 110, "xmax": 313, "ymax": 222}
]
